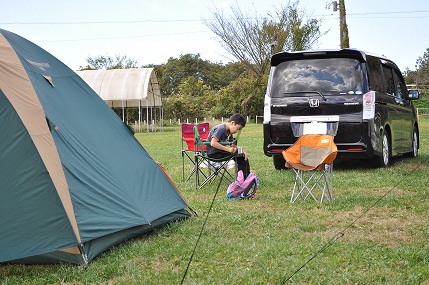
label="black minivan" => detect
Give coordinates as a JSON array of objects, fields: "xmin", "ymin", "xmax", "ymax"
[{"xmin": 263, "ymin": 49, "xmax": 420, "ymax": 169}]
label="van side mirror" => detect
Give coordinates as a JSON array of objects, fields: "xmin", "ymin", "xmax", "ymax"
[{"xmin": 408, "ymin": 89, "xmax": 420, "ymax": 100}]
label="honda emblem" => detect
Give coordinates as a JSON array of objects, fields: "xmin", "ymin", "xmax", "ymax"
[{"xmin": 309, "ymin": 99, "xmax": 319, "ymax": 107}]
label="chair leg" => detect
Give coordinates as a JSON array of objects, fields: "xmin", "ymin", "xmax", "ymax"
[
  {"xmin": 182, "ymin": 150, "xmax": 202, "ymax": 183},
  {"xmin": 198, "ymin": 158, "xmax": 234, "ymax": 190},
  {"xmin": 291, "ymin": 169, "xmax": 316, "ymax": 202},
  {"xmin": 290, "ymin": 169, "xmax": 301, "ymax": 203},
  {"xmin": 181, "ymin": 140, "xmax": 186, "ymax": 182},
  {"xmin": 195, "ymin": 154, "xmax": 199, "ymax": 189},
  {"xmin": 320, "ymin": 164, "xmax": 334, "ymax": 202},
  {"xmin": 303, "ymin": 171, "xmax": 321, "ymax": 202},
  {"xmin": 183, "ymin": 153, "xmax": 194, "ymax": 182},
  {"xmin": 188, "ymin": 156, "xmax": 209, "ymax": 186},
  {"xmin": 290, "ymin": 166, "xmax": 334, "ymax": 203}
]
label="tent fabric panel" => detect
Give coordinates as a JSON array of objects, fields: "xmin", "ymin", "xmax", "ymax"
[
  {"xmin": 0, "ymin": 30, "xmax": 81, "ymax": 244},
  {"xmin": 5, "ymin": 210, "xmax": 189, "ymax": 264},
  {"xmin": 30, "ymin": 71, "xmax": 189, "ymax": 242},
  {"xmin": 0, "ymin": 90, "xmax": 79, "ymax": 263},
  {"xmin": 84, "ymin": 209, "xmax": 190, "ymax": 262}
]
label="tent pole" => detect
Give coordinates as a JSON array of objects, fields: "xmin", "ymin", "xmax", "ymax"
[{"xmin": 79, "ymin": 244, "xmax": 89, "ymax": 268}]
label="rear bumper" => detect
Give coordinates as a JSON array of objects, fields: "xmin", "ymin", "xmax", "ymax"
[
  {"xmin": 265, "ymin": 143, "xmax": 373, "ymax": 159},
  {"xmin": 263, "ymin": 122, "xmax": 375, "ymax": 159}
]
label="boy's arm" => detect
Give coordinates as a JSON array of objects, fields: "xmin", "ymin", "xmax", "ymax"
[{"xmin": 210, "ymin": 136, "xmax": 237, "ymax": 154}]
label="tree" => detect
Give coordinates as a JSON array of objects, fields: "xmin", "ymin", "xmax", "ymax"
[
  {"xmin": 203, "ymin": 1, "xmax": 324, "ymax": 78},
  {"xmin": 415, "ymin": 48, "xmax": 429, "ymax": 88},
  {"xmin": 154, "ymin": 54, "xmax": 245, "ymax": 97},
  {"xmin": 154, "ymin": 54, "xmax": 211, "ymax": 97},
  {"xmin": 204, "ymin": 70, "xmax": 267, "ymax": 119},
  {"xmin": 78, "ymin": 54, "xmax": 139, "ymax": 70},
  {"xmin": 155, "ymin": 54, "xmax": 247, "ymax": 120}
]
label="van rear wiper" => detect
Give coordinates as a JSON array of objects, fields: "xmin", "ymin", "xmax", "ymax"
[{"xmin": 284, "ymin": 91, "xmax": 327, "ymax": 101}]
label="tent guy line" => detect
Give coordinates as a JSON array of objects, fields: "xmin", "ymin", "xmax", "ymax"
[{"xmin": 180, "ymin": 169, "xmax": 227, "ymax": 284}]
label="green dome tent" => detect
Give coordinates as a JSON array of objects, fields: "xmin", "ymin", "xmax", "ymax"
[{"xmin": 0, "ymin": 28, "xmax": 191, "ymax": 265}]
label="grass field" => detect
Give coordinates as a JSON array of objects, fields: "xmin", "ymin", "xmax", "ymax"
[{"xmin": 1, "ymin": 119, "xmax": 429, "ymax": 285}]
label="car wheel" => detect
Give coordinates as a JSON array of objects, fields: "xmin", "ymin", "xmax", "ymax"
[
  {"xmin": 404, "ymin": 126, "xmax": 418, "ymax": 158},
  {"xmin": 273, "ymin": 155, "xmax": 286, "ymax": 170},
  {"xmin": 371, "ymin": 131, "xmax": 390, "ymax": 168}
]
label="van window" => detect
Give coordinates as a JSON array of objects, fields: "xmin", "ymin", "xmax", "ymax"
[
  {"xmin": 393, "ymin": 69, "xmax": 406, "ymax": 99},
  {"xmin": 382, "ymin": 66, "xmax": 394, "ymax": 95},
  {"xmin": 270, "ymin": 58, "xmax": 364, "ymax": 98},
  {"xmin": 367, "ymin": 56, "xmax": 384, "ymax": 93}
]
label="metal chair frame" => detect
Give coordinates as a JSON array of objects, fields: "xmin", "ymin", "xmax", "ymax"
[
  {"xmin": 193, "ymin": 125, "xmax": 235, "ymax": 189},
  {"xmin": 290, "ymin": 164, "xmax": 333, "ymax": 203}
]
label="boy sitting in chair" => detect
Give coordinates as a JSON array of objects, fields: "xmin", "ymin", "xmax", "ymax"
[{"xmin": 206, "ymin": 114, "xmax": 250, "ymax": 178}]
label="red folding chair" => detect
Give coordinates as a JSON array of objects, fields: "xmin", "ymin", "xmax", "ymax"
[{"xmin": 181, "ymin": 122, "xmax": 210, "ymax": 181}]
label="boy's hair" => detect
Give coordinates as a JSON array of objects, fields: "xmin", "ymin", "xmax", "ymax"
[{"xmin": 229, "ymin": 113, "xmax": 246, "ymax": 128}]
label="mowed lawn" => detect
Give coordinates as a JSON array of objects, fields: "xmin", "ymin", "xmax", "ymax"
[{"xmin": 1, "ymin": 119, "xmax": 429, "ymax": 285}]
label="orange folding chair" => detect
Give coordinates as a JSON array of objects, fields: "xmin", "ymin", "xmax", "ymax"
[
  {"xmin": 181, "ymin": 122, "xmax": 210, "ymax": 181},
  {"xmin": 283, "ymin": 134, "xmax": 337, "ymax": 203}
]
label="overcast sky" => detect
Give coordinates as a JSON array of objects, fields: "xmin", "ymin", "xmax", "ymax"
[{"xmin": 2, "ymin": 0, "xmax": 429, "ymax": 71}]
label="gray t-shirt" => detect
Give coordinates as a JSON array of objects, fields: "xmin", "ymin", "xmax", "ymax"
[{"xmin": 206, "ymin": 123, "xmax": 233, "ymax": 156}]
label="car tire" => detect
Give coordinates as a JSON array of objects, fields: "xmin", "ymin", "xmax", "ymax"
[
  {"xmin": 370, "ymin": 131, "xmax": 391, "ymax": 168},
  {"xmin": 404, "ymin": 126, "xmax": 418, "ymax": 158},
  {"xmin": 273, "ymin": 155, "xmax": 286, "ymax": 170}
]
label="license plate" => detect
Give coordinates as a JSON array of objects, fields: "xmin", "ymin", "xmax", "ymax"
[{"xmin": 303, "ymin": 122, "xmax": 327, "ymax": 135}]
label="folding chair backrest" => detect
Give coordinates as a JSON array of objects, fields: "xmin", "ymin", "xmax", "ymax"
[
  {"xmin": 283, "ymin": 134, "xmax": 337, "ymax": 170},
  {"xmin": 197, "ymin": 122, "xmax": 210, "ymax": 152},
  {"xmin": 182, "ymin": 123, "xmax": 195, "ymax": 151},
  {"xmin": 193, "ymin": 125, "xmax": 209, "ymax": 155},
  {"xmin": 300, "ymin": 135, "xmax": 337, "ymax": 166},
  {"xmin": 198, "ymin": 122, "xmax": 210, "ymax": 141}
]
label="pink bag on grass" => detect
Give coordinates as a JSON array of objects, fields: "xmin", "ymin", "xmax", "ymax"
[{"xmin": 226, "ymin": 170, "xmax": 259, "ymax": 200}]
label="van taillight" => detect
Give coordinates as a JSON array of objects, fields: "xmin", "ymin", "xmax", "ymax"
[{"xmin": 347, "ymin": 147, "xmax": 363, "ymax": 151}]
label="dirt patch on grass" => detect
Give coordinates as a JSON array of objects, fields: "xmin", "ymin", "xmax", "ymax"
[
  {"xmin": 137, "ymin": 255, "xmax": 182, "ymax": 274},
  {"xmin": 323, "ymin": 206, "xmax": 423, "ymax": 246},
  {"xmin": 401, "ymin": 161, "xmax": 429, "ymax": 170}
]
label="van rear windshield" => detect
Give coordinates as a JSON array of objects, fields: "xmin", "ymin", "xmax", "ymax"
[{"xmin": 270, "ymin": 58, "xmax": 365, "ymax": 97}]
